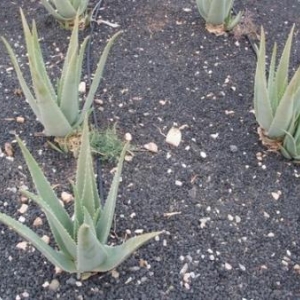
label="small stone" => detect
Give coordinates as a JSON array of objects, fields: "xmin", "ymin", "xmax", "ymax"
[
  {"xmin": 78, "ymin": 82, "xmax": 86, "ymax": 93},
  {"xmin": 41, "ymin": 235, "xmax": 50, "ymax": 244},
  {"xmin": 33, "ymin": 217, "xmax": 43, "ymax": 227},
  {"xmin": 22, "ymin": 292, "xmax": 29, "ymax": 298},
  {"xmin": 180, "ymin": 263, "xmax": 188, "ymax": 275},
  {"xmin": 200, "ymin": 151, "xmax": 207, "ymax": 158},
  {"xmin": 61, "ymin": 192, "xmax": 73, "ymax": 203},
  {"xmin": 18, "ymin": 216, "xmax": 26, "ymax": 223},
  {"xmin": 49, "ymin": 279, "xmax": 60, "ymax": 291},
  {"xmin": 16, "ymin": 241, "xmax": 28, "ymax": 250},
  {"xmin": 267, "ymin": 232, "xmax": 275, "ymax": 237},
  {"xmin": 66, "ymin": 278, "xmax": 76, "ymax": 285},
  {"xmin": 111, "ymin": 269, "xmax": 120, "ymax": 279},
  {"xmin": 235, "ymin": 216, "xmax": 241, "ymax": 223},
  {"xmin": 271, "ymin": 191, "xmax": 281, "ymax": 200},
  {"xmin": 18, "ymin": 204, "xmax": 28, "ymax": 214},
  {"xmin": 4, "ymin": 142, "xmax": 14, "ymax": 157},
  {"xmin": 230, "ymin": 145, "xmax": 238, "ymax": 152},
  {"xmin": 16, "ymin": 116, "xmax": 25, "ymax": 123},
  {"xmin": 75, "ymin": 281, "xmax": 82, "ymax": 287},
  {"xmin": 228, "ymin": 214, "xmax": 234, "ymax": 221},
  {"xmin": 224, "ymin": 262, "xmax": 232, "ymax": 270},
  {"xmin": 143, "ymin": 142, "xmax": 158, "ymax": 153},
  {"xmin": 125, "ymin": 133, "xmax": 132, "ymax": 141},
  {"xmin": 175, "ymin": 180, "xmax": 183, "ymax": 187}
]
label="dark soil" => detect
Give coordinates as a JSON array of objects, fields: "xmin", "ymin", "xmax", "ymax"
[{"xmin": 1, "ymin": 0, "xmax": 300, "ymax": 299}]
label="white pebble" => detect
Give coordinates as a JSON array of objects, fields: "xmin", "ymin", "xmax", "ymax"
[
  {"xmin": 224, "ymin": 262, "xmax": 232, "ymax": 270},
  {"xmin": 200, "ymin": 151, "xmax": 207, "ymax": 158}
]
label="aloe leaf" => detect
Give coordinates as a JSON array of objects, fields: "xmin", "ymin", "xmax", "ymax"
[
  {"xmin": 208, "ymin": 0, "xmax": 226, "ymax": 25},
  {"xmin": 75, "ymin": 0, "xmax": 89, "ymax": 15},
  {"xmin": 280, "ymin": 143, "xmax": 293, "ymax": 159},
  {"xmin": 17, "ymin": 137, "xmax": 73, "ymax": 236},
  {"xmin": 19, "ymin": 10, "xmax": 72, "ymax": 136},
  {"xmin": 29, "ymin": 18, "xmax": 57, "ymax": 102},
  {"xmin": 96, "ymin": 144, "xmax": 129, "ymax": 244},
  {"xmin": 75, "ymin": 118, "xmax": 101, "ymax": 216},
  {"xmin": 254, "ymin": 27, "xmax": 273, "ymax": 130},
  {"xmin": 0, "ymin": 212, "xmax": 76, "ymax": 273},
  {"xmin": 29, "ymin": 66, "xmax": 73, "ymax": 136},
  {"xmin": 268, "ymin": 67, "xmax": 300, "ymax": 137},
  {"xmin": 72, "ymin": 183, "xmax": 83, "ymax": 238},
  {"xmin": 282, "ymin": 130, "xmax": 297, "ymax": 158},
  {"xmin": 274, "ymin": 25, "xmax": 295, "ymax": 103},
  {"xmin": 57, "ymin": 13, "xmax": 80, "ymax": 104},
  {"xmin": 59, "ymin": 50, "xmax": 80, "ymax": 125},
  {"xmin": 268, "ymin": 43, "xmax": 278, "ymax": 112},
  {"xmin": 83, "ymin": 207, "xmax": 97, "ymax": 235},
  {"xmin": 40, "ymin": 0, "xmax": 67, "ymax": 21},
  {"xmin": 1, "ymin": 37, "xmax": 40, "ymax": 120},
  {"xmin": 77, "ymin": 31, "xmax": 122, "ymax": 125},
  {"xmin": 226, "ymin": 10, "xmax": 242, "ymax": 31},
  {"xmin": 93, "ymin": 232, "xmax": 162, "ymax": 272},
  {"xmin": 77, "ymin": 224, "xmax": 108, "ymax": 273},
  {"xmin": 53, "ymin": 0, "xmax": 77, "ymax": 19},
  {"xmin": 21, "ymin": 190, "xmax": 77, "ymax": 258},
  {"xmin": 196, "ymin": 0, "xmax": 208, "ymax": 20},
  {"xmin": 254, "ymin": 60, "xmax": 273, "ymax": 130}
]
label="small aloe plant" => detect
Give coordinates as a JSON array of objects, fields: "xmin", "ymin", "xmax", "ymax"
[
  {"xmin": 254, "ymin": 25, "xmax": 300, "ymax": 158},
  {"xmin": 2, "ymin": 9, "xmax": 121, "ymax": 137},
  {"xmin": 41, "ymin": 0, "xmax": 90, "ymax": 29},
  {"xmin": 0, "ymin": 119, "xmax": 161, "ymax": 278},
  {"xmin": 196, "ymin": 0, "xmax": 242, "ymax": 34}
]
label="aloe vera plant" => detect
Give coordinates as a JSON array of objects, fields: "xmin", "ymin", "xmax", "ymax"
[
  {"xmin": 196, "ymin": 0, "xmax": 242, "ymax": 34},
  {"xmin": 254, "ymin": 26, "xmax": 300, "ymax": 150},
  {"xmin": 2, "ymin": 9, "xmax": 121, "ymax": 137},
  {"xmin": 41, "ymin": 0, "xmax": 90, "ymax": 29},
  {"xmin": 0, "ymin": 119, "xmax": 161, "ymax": 278}
]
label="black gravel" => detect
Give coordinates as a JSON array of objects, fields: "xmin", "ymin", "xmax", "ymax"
[{"xmin": 1, "ymin": 0, "xmax": 300, "ymax": 299}]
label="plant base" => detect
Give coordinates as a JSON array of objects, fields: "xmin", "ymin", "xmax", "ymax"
[
  {"xmin": 59, "ymin": 13, "xmax": 90, "ymax": 30},
  {"xmin": 205, "ymin": 23, "xmax": 226, "ymax": 36},
  {"xmin": 257, "ymin": 127, "xmax": 283, "ymax": 152},
  {"xmin": 53, "ymin": 131, "xmax": 83, "ymax": 157}
]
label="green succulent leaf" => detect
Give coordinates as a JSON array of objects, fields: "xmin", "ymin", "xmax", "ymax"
[
  {"xmin": 17, "ymin": 137, "xmax": 73, "ymax": 236},
  {"xmin": 196, "ymin": 0, "xmax": 240, "ymax": 29},
  {"xmin": 0, "ymin": 212, "xmax": 76, "ymax": 273},
  {"xmin": 93, "ymin": 232, "xmax": 162, "ymax": 273},
  {"xmin": 75, "ymin": 117, "xmax": 101, "ymax": 218},
  {"xmin": 96, "ymin": 143, "xmax": 129, "ymax": 244},
  {"xmin": 21, "ymin": 190, "xmax": 77, "ymax": 258},
  {"xmin": 273, "ymin": 25, "xmax": 295, "ymax": 104},
  {"xmin": 77, "ymin": 224, "xmax": 108, "ymax": 273},
  {"xmin": 78, "ymin": 31, "xmax": 123, "ymax": 125}
]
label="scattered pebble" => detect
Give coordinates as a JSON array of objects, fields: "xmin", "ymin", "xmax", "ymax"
[
  {"xmin": 230, "ymin": 145, "xmax": 238, "ymax": 152},
  {"xmin": 200, "ymin": 151, "xmax": 207, "ymax": 158},
  {"xmin": 18, "ymin": 204, "xmax": 28, "ymax": 214},
  {"xmin": 61, "ymin": 192, "xmax": 73, "ymax": 203},
  {"xmin": 175, "ymin": 180, "xmax": 183, "ymax": 187},
  {"xmin": 224, "ymin": 262, "xmax": 232, "ymax": 270},
  {"xmin": 49, "ymin": 279, "xmax": 60, "ymax": 291},
  {"xmin": 16, "ymin": 241, "xmax": 28, "ymax": 250},
  {"xmin": 33, "ymin": 217, "xmax": 43, "ymax": 227}
]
